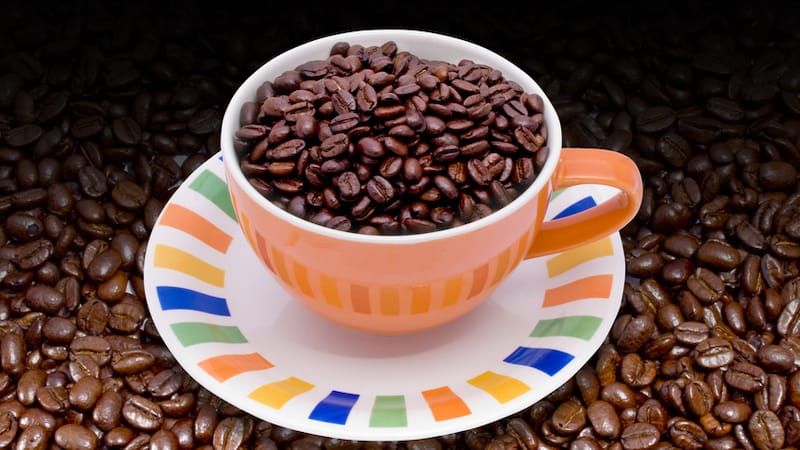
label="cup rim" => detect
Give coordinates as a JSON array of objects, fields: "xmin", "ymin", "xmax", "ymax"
[{"xmin": 221, "ymin": 28, "xmax": 563, "ymax": 244}]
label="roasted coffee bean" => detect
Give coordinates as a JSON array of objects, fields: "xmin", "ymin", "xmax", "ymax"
[
  {"xmin": 15, "ymin": 424, "xmax": 47, "ymax": 450},
  {"xmin": 755, "ymin": 374, "xmax": 787, "ymax": 412},
  {"xmin": 112, "ymin": 117, "xmax": 142, "ymax": 145},
  {"xmin": 42, "ymin": 316, "xmax": 76, "ymax": 345},
  {"xmin": 675, "ymin": 321, "xmax": 710, "ymax": 345},
  {"xmin": 778, "ymin": 299, "xmax": 800, "ymax": 337},
  {"xmin": 601, "ymin": 382, "xmax": 637, "ymax": 409},
  {"xmin": 213, "ymin": 416, "xmax": 248, "ymax": 450},
  {"xmin": 695, "ymin": 337, "xmax": 734, "ymax": 368},
  {"xmin": 636, "ymin": 106, "xmax": 676, "ymax": 133},
  {"xmin": 551, "ymin": 399, "xmax": 586, "ymax": 435},
  {"xmin": 749, "ymin": 409, "xmax": 785, "ymax": 450},
  {"xmin": 620, "ymin": 423, "xmax": 660, "ymax": 450},
  {"xmin": 697, "ymin": 240, "xmax": 741, "ymax": 271},
  {"xmin": 111, "ymin": 349, "xmax": 155, "ymax": 375},
  {"xmin": 54, "ymin": 423, "xmax": 99, "ymax": 450},
  {"xmin": 111, "ymin": 180, "xmax": 147, "ymax": 210},
  {"xmin": 685, "ymin": 380, "xmax": 715, "ymax": 416},
  {"xmin": 35, "ymin": 385, "xmax": 69, "ymax": 414},
  {"xmin": 725, "ymin": 361, "xmax": 767, "ymax": 392},
  {"xmin": 70, "ymin": 335, "xmax": 110, "ymax": 366},
  {"xmin": 757, "ymin": 344, "xmax": 796, "ymax": 373},
  {"xmin": 93, "ymin": 390, "xmax": 123, "ymax": 432},
  {"xmin": 122, "ymin": 394, "xmax": 163, "ymax": 431},
  {"xmin": 147, "ymin": 368, "xmax": 182, "ymax": 398},
  {"xmin": 669, "ymin": 418, "xmax": 708, "ymax": 450},
  {"xmin": 759, "ymin": 161, "xmax": 797, "ymax": 191},
  {"xmin": 586, "ymin": 400, "xmax": 620, "ymax": 438},
  {"xmin": 69, "ymin": 375, "xmax": 102, "ymax": 411},
  {"xmin": 194, "ymin": 403, "xmax": 218, "ymax": 444},
  {"xmin": 365, "ymin": 176, "xmax": 394, "ymax": 204},
  {"xmin": 24, "ymin": 284, "xmax": 64, "ymax": 314}
]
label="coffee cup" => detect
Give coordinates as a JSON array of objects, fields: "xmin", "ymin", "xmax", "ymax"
[{"xmin": 220, "ymin": 29, "xmax": 643, "ymax": 334}]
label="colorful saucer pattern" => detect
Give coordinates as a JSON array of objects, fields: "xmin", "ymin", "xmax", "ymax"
[{"xmin": 144, "ymin": 153, "xmax": 626, "ymax": 441}]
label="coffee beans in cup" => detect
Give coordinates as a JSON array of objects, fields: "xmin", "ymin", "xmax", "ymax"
[{"xmin": 233, "ymin": 41, "xmax": 549, "ymax": 235}]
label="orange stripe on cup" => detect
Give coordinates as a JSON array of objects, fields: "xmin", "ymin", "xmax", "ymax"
[
  {"xmin": 320, "ymin": 275, "xmax": 341, "ymax": 308},
  {"xmin": 270, "ymin": 248, "xmax": 292, "ymax": 286},
  {"xmin": 380, "ymin": 287, "xmax": 400, "ymax": 315},
  {"xmin": 441, "ymin": 277, "xmax": 462, "ymax": 307},
  {"xmin": 158, "ymin": 204, "xmax": 233, "ymax": 253},
  {"xmin": 468, "ymin": 264, "xmax": 489, "ymax": 299},
  {"xmin": 411, "ymin": 285, "xmax": 431, "ymax": 314},
  {"xmin": 254, "ymin": 232, "xmax": 274, "ymax": 273},
  {"xmin": 239, "ymin": 211, "xmax": 256, "ymax": 252},
  {"xmin": 422, "ymin": 386, "xmax": 471, "ymax": 421},
  {"xmin": 293, "ymin": 262, "xmax": 314, "ymax": 298},
  {"xmin": 351, "ymin": 285, "xmax": 370, "ymax": 313},
  {"xmin": 198, "ymin": 352, "xmax": 273, "ymax": 382},
  {"xmin": 490, "ymin": 247, "xmax": 512, "ymax": 287},
  {"xmin": 543, "ymin": 274, "xmax": 614, "ymax": 307},
  {"xmin": 248, "ymin": 377, "xmax": 315, "ymax": 409}
]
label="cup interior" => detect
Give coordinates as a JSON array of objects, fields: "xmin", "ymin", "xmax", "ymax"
[{"xmin": 221, "ymin": 29, "xmax": 563, "ymax": 243}]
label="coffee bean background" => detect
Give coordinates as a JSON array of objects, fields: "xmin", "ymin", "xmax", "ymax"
[{"xmin": 1, "ymin": 1, "xmax": 800, "ymax": 449}]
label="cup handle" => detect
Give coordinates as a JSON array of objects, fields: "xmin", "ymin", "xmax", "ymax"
[{"xmin": 525, "ymin": 148, "xmax": 643, "ymax": 259}]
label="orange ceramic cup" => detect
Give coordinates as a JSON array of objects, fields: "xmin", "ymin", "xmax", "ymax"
[{"xmin": 221, "ymin": 30, "xmax": 643, "ymax": 334}]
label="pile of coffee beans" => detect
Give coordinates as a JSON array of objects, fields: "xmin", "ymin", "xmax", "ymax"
[
  {"xmin": 234, "ymin": 42, "xmax": 547, "ymax": 234},
  {"xmin": 1, "ymin": 1, "xmax": 800, "ymax": 449}
]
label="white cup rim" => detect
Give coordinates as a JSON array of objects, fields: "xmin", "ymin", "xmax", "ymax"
[{"xmin": 221, "ymin": 28, "xmax": 563, "ymax": 244}]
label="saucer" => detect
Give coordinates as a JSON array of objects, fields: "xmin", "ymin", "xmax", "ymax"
[{"xmin": 143, "ymin": 153, "xmax": 626, "ymax": 441}]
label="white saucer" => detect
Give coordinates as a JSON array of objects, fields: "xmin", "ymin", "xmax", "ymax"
[{"xmin": 143, "ymin": 153, "xmax": 625, "ymax": 441}]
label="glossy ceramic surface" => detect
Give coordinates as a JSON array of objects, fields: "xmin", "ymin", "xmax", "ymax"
[{"xmin": 144, "ymin": 154, "xmax": 627, "ymax": 440}]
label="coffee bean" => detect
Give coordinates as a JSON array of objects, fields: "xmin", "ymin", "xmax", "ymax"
[
  {"xmin": 6, "ymin": 124, "xmax": 43, "ymax": 147},
  {"xmin": 620, "ymin": 423, "xmax": 660, "ymax": 450},
  {"xmin": 149, "ymin": 429, "xmax": 179, "ymax": 450},
  {"xmin": 695, "ymin": 337, "xmax": 734, "ymax": 368},
  {"xmin": 213, "ymin": 416, "xmax": 248, "ymax": 450},
  {"xmin": 550, "ymin": 399, "xmax": 586, "ymax": 435},
  {"xmin": 70, "ymin": 335, "xmax": 111, "ymax": 366},
  {"xmin": 778, "ymin": 300, "xmax": 800, "ymax": 337},
  {"xmin": 36, "ymin": 385, "xmax": 69, "ymax": 414},
  {"xmin": 757, "ymin": 344, "xmax": 796, "ymax": 373},
  {"xmin": 586, "ymin": 400, "xmax": 620, "ymax": 439},
  {"xmin": 685, "ymin": 379, "xmax": 715, "ymax": 416},
  {"xmin": 122, "ymin": 394, "xmax": 163, "ymax": 431},
  {"xmin": 24, "ymin": 284, "xmax": 64, "ymax": 314},
  {"xmin": 725, "ymin": 361, "xmax": 767, "ymax": 392},
  {"xmin": 69, "ymin": 375, "xmax": 102, "ymax": 411},
  {"xmin": 93, "ymin": 390, "xmax": 123, "ymax": 432},
  {"xmin": 54, "ymin": 423, "xmax": 99, "ymax": 450},
  {"xmin": 194, "ymin": 403, "xmax": 218, "ymax": 444},
  {"xmin": 749, "ymin": 410, "xmax": 785, "ymax": 450},
  {"xmin": 111, "ymin": 349, "xmax": 155, "ymax": 375},
  {"xmin": 697, "ymin": 240, "xmax": 741, "ymax": 271},
  {"xmin": 365, "ymin": 176, "xmax": 394, "ymax": 204},
  {"xmin": 614, "ymin": 315, "xmax": 655, "ymax": 353},
  {"xmin": 15, "ymin": 424, "xmax": 47, "ymax": 450},
  {"xmin": 111, "ymin": 180, "xmax": 147, "ymax": 211},
  {"xmin": 112, "ymin": 117, "xmax": 142, "ymax": 145},
  {"xmin": 669, "ymin": 418, "xmax": 708, "ymax": 450}
]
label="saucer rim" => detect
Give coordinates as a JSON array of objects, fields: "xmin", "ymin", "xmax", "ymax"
[{"xmin": 143, "ymin": 153, "xmax": 626, "ymax": 441}]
